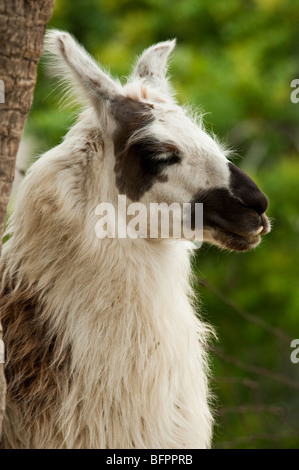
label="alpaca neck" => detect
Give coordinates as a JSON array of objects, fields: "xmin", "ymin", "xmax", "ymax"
[{"xmin": 55, "ymin": 235, "xmax": 195, "ymax": 374}]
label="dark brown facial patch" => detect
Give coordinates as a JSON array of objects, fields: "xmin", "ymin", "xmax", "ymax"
[
  {"xmin": 228, "ymin": 162, "xmax": 269, "ymax": 215},
  {"xmin": 190, "ymin": 162, "xmax": 269, "ymax": 233},
  {"xmin": 111, "ymin": 95, "xmax": 181, "ymax": 201},
  {"xmin": 191, "ymin": 187, "xmax": 263, "ymax": 235}
]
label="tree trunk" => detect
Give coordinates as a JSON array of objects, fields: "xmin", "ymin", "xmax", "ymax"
[{"xmin": 0, "ymin": 0, "xmax": 55, "ymax": 439}]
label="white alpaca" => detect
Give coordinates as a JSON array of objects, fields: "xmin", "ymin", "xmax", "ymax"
[{"xmin": 0, "ymin": 31, "xmax": 270, "ymax": 449}]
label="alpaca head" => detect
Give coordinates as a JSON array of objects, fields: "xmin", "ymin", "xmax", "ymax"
[{"xmin": 45, "ymin": 31, "xmax": 270, "ymax": 251}]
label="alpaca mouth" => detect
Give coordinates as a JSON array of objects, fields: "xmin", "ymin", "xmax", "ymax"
[
  {"xmin": 205, "ymin": 214, "xmax": 270, "ymax": 252},
  {"xmin": 212, "ymin": 228, "xmax": 262, "ymax": 251},
  {"xmin": 191, "ymin": 178, "xmax": 270, "ymax": 252}
]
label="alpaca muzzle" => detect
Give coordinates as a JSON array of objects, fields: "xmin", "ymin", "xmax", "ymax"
[{"xmin": 191, "ymin": 162, "xmax": 270, "ymax": 251}]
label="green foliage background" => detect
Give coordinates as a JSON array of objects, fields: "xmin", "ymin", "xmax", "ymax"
[{"xmin": 24, "ymin": 0, "xmax": 299, "ymax": 448}]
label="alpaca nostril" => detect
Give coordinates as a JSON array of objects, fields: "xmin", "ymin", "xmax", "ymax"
[
  {"xmin": 228, "ymin": 162, "xmax": 269, "ymax": 216},
  {"xmin": 240, "ymin": 191, "xmax": 269, "ymax": 217},
  {"xmin": 241, "ymin": 196, "xmax": 268, "ymax": 218}
]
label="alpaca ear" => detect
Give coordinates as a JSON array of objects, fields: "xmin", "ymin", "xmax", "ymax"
[
  {"xmin": 129, "ymin": 40, "xmax": 176, "ymax": 91},
  {"xmin": 44, "ymin": 30, "xmax": 121, "ymax": 108}
]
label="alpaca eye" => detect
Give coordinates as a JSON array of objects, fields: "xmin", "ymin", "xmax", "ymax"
[
  {"xmin": 165, "ymin": 153, "xmax": 182, "ymax": 165},
  {"xmin": 160, "ymin": 153, "xmax": 182, "ymax": 166}
]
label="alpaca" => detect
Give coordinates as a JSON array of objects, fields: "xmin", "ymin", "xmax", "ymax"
[{"xmin": 0, "ymin": 31, "xmax": 270, "ymax": 449}]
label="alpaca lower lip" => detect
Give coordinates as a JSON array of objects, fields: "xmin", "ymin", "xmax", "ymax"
[
  {"xmin": 224, "ymin": 230, "xmax": 260, "ymax": 244},
  {"xmin": 209, "ymin": 227, "xmax": 262, "ymax": 252},
  {"xmin": 229, "ymin": 225, "xmax": 264, "ymax": 238},
  {"xmin": 254, "ymin": 225, "xmax": 264, "ymax": 235}
]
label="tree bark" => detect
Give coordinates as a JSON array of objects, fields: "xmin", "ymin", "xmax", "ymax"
[{"xmin": 0, "ymin": 0, "xmax": 55, "ymax": 439}]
